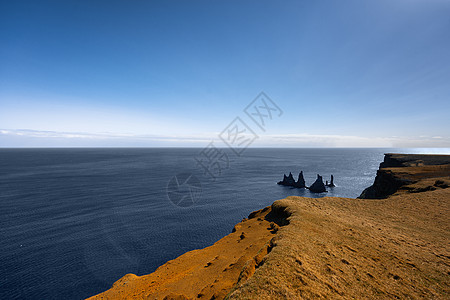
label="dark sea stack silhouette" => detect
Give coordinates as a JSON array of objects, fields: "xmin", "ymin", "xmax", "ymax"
[
  {"xmin": 326, "ymin": 175, "xmax": 335, "ymax": 187},
  {"xmin": 293, "ymin": 171, "xmax": 306, "ymax": 188},
  {"xmin": 277, "ymin": 172, "xmax": 296, "ymax": 186},
  {"xmin": 277, "ymin": 174, "xmax": 287, "ymax": 185},
  {"xmin": 308, "ymin": 174, "xmax": 327, "ymax": 193},
  {"xmin": 277, "ymin": 174, "xmax": 286, "ymax": 185},
  {"xmin": 286, "ymin": 172, "xmax": 295, "ymax": 185}
]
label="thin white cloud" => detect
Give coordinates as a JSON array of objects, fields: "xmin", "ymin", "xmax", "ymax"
[
  {"xmin": 0, "ymin": 129, "xmax": 214, "ymax": 145},
  {"xmin": 255, "ymin": 133, "xmax": 393, "ymax": 147},
  {"xmin": 1, "ymin": 129, "xmax": 449, "ymax": 148}
]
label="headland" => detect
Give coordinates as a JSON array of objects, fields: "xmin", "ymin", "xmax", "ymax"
[{"xmin": 87, "ymin": 153, "xmax": 450, "ymax": 299}]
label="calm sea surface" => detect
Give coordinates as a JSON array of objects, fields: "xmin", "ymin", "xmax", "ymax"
[{"xmin": 0, "ymin": 148, "xmax": 445, "ymax": 299}]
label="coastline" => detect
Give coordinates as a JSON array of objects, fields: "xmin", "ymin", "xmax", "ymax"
[{"xmin": 87, "ymin": 154, "xmax": 450, "ymax": 299}]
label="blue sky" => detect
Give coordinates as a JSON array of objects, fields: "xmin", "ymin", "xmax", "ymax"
[{"xmin": 1, "ymin": 0, "xmax": 449, "ymax": 147}]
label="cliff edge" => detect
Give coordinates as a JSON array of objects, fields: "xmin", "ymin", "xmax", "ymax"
[
  {"xmin": 87, "ymin": 154, "xmax": 450, "ymax": 300},
  {"xmin": 359, "ymin": 153, "xmax": 450, "ymax": 199}
]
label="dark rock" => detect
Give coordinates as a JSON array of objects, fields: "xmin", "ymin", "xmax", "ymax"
[
  {"xmin": 434, "ymin": 180, "xmax": 449, "ymax": 189},
  {"xmin": 277, "ymin": 172, "xmax": 296, "ymax": 186},
  {"xmin": 293, "ymin": 171, "xmax": 306, "ymax": 188},
  {"xmin": 277, "ymin": 174, "xmax": 288, "ymax": 185},
  {"xmin": 286, "ymin": 172, "xmax": 295, "ymax": 185},
  {"xmin": 358, "ymin": 169, "xmax": 412, "ymax": 199},
  {"xmin": 326, "ymin": 175, "xmax": 336, "ymax": 187},
  {"xmin": 308, "ymin": 174, "xmax": 327, "ymax": 193},
  {"xmin": 408, "ymin": 186, "xmax": 437, "ymax": 193}
]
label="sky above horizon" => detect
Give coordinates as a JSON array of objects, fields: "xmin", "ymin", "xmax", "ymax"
[{"xmin": 1, "ymin": 0, "xmax": 449, "ymax": 148}]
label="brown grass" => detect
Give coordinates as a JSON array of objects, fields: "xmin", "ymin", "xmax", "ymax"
[{"xmin": 228, "ymin": 187, "xmax": 449, "ymax": 299}]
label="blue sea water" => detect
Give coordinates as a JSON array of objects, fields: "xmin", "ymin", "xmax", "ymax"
[{"xmin": 0, "ymin": 148, "xmax": 445, "ymax": 299}]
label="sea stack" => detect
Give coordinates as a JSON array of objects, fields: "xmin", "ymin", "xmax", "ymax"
[
  {"xmin": 308, "ymin": 174, "xmax": 327, "ymax": 193},
  {"xmin": 287, "ymin": 172, "xmax": 295, "ymax": 185},
  {"xmin": 326, "ymin": 175, "xmax": 336, "ymax": 187},
  {"xmin": 277, "ymin": 174, "xmax": 287, "ymax": 185},
  {"xmin": 293, "ymin": 171, "xmax": 306, "ymax": 188},
  {"xmin": 277, "ymin": 172, "xmax": 296, "ymax": 186}
]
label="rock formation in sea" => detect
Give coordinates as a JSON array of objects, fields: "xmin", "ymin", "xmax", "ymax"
[
  {"xmin": 325, "ymin": 175, "xmax": 335, "ymax": 187},
  {"xmin": 277, "ymin": 174, "xmax": 288, "ymax": 186},
  {"xmin": 308, "ymin": 174, "xmax": 327, "ymax": 193},
  {"xmin": 277, "ymin": 172, "xmax": 296, "ymax": 186},
  {"xmin": 293, "ymin": 171, "xmax": 306, "ymax": 188},
  {"xmin": 278, "ymin": 171, "xmax": 329, "ymax": 190}
]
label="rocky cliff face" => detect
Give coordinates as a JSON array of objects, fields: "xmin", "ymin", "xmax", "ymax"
[
  {"xmin": 380, "ymin": 153, "xmax": 450, "ymax": 168},
  {"xmin": 358, "ymin": 169, "xmax": 411, "ymax": 199},
  {"xmin": 359, "ymin": 153, "xmax": 450, "ymax": 199}
]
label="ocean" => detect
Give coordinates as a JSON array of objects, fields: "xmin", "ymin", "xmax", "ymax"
[{"xmin": 0, "ymin": 148, "xmax": 444, "ymax": 299}]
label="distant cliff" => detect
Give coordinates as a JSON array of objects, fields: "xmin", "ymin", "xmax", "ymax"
[{"xmin": 359, "ymin": 153, "xmax": 450, "ymax": 199}]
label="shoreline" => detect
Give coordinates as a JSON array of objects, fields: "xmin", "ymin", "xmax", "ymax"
[{"xmin": 87, "ymin": 154, "xmax": 450, "ymax": 299}]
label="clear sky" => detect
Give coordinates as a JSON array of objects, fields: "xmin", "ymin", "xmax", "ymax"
[{"xmin": 1, "ymin": 0, "xmax": 449, "ymax": 147}]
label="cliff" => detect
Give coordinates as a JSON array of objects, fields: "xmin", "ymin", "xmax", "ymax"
[
  {"xmin": 359, "ymin": 153, "xmax": 450, "ymax": 199},
  {"xmin": 87, "ymin": 154, "xmax": 450, "ymax": 300}
]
